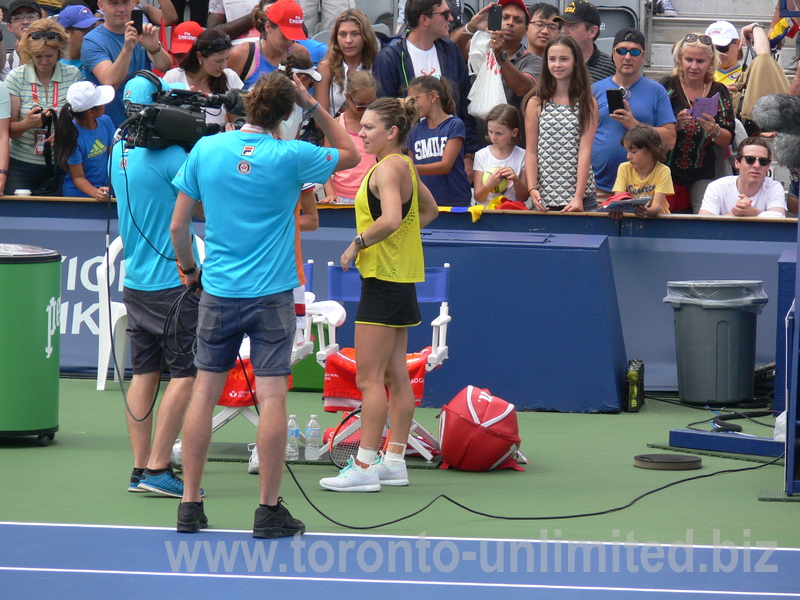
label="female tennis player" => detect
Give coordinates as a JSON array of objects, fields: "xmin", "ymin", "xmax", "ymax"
[{"xmin": 320, "ymin": 96, "xmax": 439, "ymax": 492}]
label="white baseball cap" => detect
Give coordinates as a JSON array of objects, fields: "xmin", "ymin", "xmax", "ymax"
[
  {"xmin": 705, "ymin": 21, "xmax": 739, "ymax": 45},
  {"xmin": 66, "ymin": 81, "xmax": 116, "ymax": 113}
]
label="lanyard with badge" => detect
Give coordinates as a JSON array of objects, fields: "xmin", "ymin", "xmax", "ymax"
[{"xmin": 31, "ymin": 81, "xmax": 58, "ymax": 156}]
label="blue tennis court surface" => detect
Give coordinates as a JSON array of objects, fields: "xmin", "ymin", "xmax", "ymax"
[{"xmin": 2, "ymin": 522, "xmax": 799, "ymax": 599}]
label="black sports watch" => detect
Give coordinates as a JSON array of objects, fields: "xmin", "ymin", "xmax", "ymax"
[
  {"xmin": 498, "ymin": 50, "xmax": 508, "ymax": 62},
  {"xmin": 179, "ymin": 263, "xmax": 197, "ymax": 275}
]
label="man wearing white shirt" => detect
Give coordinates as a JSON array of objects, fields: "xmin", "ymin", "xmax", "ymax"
[{"xmin": 699, "ymin": 138, "xmax": 786, "ymax": 217}]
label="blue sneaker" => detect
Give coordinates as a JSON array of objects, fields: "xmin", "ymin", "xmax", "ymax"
[
  {"xmin": 128, "ymin": 472, "xmax": 146, "ymax": 493},
  {"xmin": 138, "ymin": 469, "xmax": 204, "ymax": 498}
]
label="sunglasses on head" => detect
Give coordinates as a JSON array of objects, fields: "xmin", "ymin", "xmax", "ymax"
[
  {"xmin": 346, "ymin": 93, "xmax": 369, "ymax": 111},
  {"xmin": 29, "ymin": 30, "xmax": 59, "ymax": 40},
  {"xmin": 202, "ymin": 34, "xmax": 232, "ymax": 52},
  {"xmin": 715, "ymin": 43, "xmax": 732, "ymax": 53},
  {"xmin": 614, "ymin": 47, "xmax": 643, "ymax": 56},
  {"xmin": 684, "ymin": 34, "xmax": 712, "ymax": 45},
  {"xmin": 741, "ymin": 155, "xmax": 770, "ymax": 166}
]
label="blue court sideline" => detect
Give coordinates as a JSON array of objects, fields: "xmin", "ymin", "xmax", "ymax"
[{"xmin": 1, "ymin": 522, "xmax": 798, "ymax": 599}]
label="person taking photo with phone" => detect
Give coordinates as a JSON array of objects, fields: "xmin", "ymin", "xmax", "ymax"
[
  {"xmin": 591, "ymin": 27, "xmax": 675, "ymax": 202},
  {"xmin": 82, "ymin": 0, "xmax": 172, "ymax": 126}
]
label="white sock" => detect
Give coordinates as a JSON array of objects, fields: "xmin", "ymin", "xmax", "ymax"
[
  {"xmin": 382, "ymin": 445, "xmax": 406, "ymax": 468},
  {"xmin": 356, "ymin": 447, "xmax": 378, "ymax": 468}
]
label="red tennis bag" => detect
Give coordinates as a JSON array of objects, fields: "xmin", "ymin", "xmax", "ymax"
[{"xmin": 438, "ymin": 386, "xmax": 523, "ymax": 471}]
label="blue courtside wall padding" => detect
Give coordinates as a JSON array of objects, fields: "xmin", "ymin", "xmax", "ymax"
[
  {"xmin": 419, "ymin": 230, "xmax": 626, "ymax": 412},
  {"xmin": 775, "ymin": 250, "xmax": 796, "ymax": 414}
]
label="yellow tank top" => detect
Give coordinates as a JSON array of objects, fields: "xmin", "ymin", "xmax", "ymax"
[{"xmin": 355, "ymin": 154, "xmax": 424, "ymax": 283}]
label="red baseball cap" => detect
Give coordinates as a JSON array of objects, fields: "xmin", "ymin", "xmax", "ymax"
[
  {"xmin": 266, "ymin": 0, "xmax": 307, "ymax": 41},
  {"xmin": 171, "ymin": 21, "xmax": 204, "ymax": 54},
  {"xmin": 498, "ymin": 0, "xmax": 530, "ymax": 24}
]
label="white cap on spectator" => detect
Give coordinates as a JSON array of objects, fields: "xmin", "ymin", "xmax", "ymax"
[
  {"xmin": 67, "ymin": 81, "xmax": 116, "ymax": 113},
  {"xmin": 705, "ymin": 21, "xmax": 738, "ymax": 45}
]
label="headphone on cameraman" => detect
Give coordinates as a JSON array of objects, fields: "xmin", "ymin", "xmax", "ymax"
[{"xmin": 124, "ymin": 70, "xmax": 165, "ymax": 102}]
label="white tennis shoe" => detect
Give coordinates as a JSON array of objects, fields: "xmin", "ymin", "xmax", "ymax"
[
  {"xmin": 248, "ymin": 443, "xmax": 259, "ymax": 474},
  {"xmin": 320, "ymin": 457, "xmax": 381, "ymax": 492},
  {"xmin": 374, "ymin": 456, "xmax": 409, "ymax": 486}
]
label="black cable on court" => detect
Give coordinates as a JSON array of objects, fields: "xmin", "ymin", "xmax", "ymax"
[
  {"xmin": 647, "ymin": 394, "xmax": 778, "ymax": 433},
  {"xmin": 284, "ymin": 453, "xmax": 784, "ymax": 531}
]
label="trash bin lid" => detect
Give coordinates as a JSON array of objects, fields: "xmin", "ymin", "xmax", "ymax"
[
  {"xmin": 0, "ymin": 244, "xmax": 61, "ymax": 264},
  {"xmin": 663, "ymin": 280, "xmax": 768, "ymax": 313}
]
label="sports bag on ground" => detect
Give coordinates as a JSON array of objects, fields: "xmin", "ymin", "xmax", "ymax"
[{"xmin": 438, "ymin": 386, "xmax": 523, "ymax": 471}]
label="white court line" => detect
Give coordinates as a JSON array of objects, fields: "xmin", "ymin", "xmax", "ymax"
[
  {"xmin": 1, "ymin": 566, "xmax": 799, "ymax": 597},
  {"xmin": 2, "ymin": 522, "xmax": 798, "ymax": 553}
]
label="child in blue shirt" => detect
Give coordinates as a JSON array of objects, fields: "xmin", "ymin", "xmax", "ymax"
[
  {"xmin": 56, "ymin": 81, "xmax": 116, "ymax": 199},
  {"xmin": 405, "ymin": 75, "xmax": 471, "ymax": 207}
]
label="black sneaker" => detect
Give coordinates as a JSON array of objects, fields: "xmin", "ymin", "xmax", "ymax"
[
  {"xmin": 177, "ymin": 501, "xmax": 208, "ymax": 533},
  {"xmin": 253, "ymin": 498, "xmax": 305, "ymax": 539}
]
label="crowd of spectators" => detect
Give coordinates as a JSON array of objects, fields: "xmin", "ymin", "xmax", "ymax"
[{"xmin": 0, "ymin": 0, "xmax": 796, "ymax": 218}]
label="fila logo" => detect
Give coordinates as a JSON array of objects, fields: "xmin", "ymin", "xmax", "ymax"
[{"xmin": 242, "ymin": 145, "xmax": 255, "ymax": 156}]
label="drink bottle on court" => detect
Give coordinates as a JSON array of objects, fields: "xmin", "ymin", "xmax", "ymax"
[
  {"xmin": 304, "ymin": 414, "xmax": 321, "ymax": 461},
  {"xmin": 286, "ymin": 415, "xmax": 300, "ymax": 461}
]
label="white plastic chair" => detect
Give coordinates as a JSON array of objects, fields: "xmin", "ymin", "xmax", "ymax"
[
  {"xmin": 314, "ymin": 262, "xmax": 452, "ymax": 461},
  {"xmin": 96, "ymin": 236, "xmax": 206, "ymax": 391},
  {"xmin": 96, "ymin": 237, "xmax": 128, "ymax": 391}
]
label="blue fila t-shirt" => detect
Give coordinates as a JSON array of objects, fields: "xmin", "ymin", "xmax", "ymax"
[
  {"xmin": 63, "ymin": 114, "xmax": 115, "ymax": 197},
  {"xmin": 111, "ymin": 142, "xmax": 193, "ymax": 291},
  {"xmin": 406, "ymin": 115, "xmax": 471, "ymax": 207},
  {"xmin": 173, "ymin": 130, "xmax": 339, "ymax": 298}
]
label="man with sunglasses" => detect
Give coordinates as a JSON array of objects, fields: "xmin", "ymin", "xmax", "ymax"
[
  {"xmin": 591, "ymin": 27, "xmax": 676, "ymax": 200},
  {"xmin": 1, "ymin": 0, "xmax": 45, "ymax": 81},
  {"xmin": 699, "ymin": 137, "xmax": 786, "ymax": 217},
  {"xmin": 373, "ymin": 0, "xmax": 478, "ymax": 158}
]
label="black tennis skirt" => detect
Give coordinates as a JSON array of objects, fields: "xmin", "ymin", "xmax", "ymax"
[{"xmin": 355, "ymin": 276, "xmax": 421, "ymax": 327}]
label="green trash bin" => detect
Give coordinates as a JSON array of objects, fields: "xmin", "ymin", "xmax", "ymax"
[
  {"xmin": 0, "ymin": 244, "xmax": 61, "ymax": 445},
  {"xmin": 664, "ymin": 280, "xmax": 768, "ymax": 406}
]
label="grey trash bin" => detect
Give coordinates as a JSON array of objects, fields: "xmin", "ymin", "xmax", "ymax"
[{"xmin": 664, "ymin": 281, "xmax": 769, "ymax": 406}]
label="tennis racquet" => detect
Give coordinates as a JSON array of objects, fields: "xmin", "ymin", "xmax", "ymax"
[{"xmin": 328, "ymin": 409, "xmax": 389, "ymax": 469}]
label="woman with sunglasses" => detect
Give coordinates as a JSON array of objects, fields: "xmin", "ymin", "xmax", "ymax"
[
  {"xmin": 315, "ymin": 9, "xmax": 379, "ymax": 116},
  {"xmin": 659, "ymin": 32, "xmax": 734, "ymax": 213},
  {"xmin": 320, "ymin": 70, "xmax": 378, "ymax": 204},
  {"xmin": 163, "ymin": 29, "xmax": 244, "ymax": 126},
  {"xmin": 5, "ymin": 19, "xmax": 82, "ymax": 195}
]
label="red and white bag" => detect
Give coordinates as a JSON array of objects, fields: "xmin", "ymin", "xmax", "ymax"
[{"xmin": 438, "ymin": 386, "xmax": 523, "ymax": 471}]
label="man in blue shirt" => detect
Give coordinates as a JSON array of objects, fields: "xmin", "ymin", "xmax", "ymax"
[
  {"xmin": 82, "ymin": 0, "xmax": 172, "ymax": 125},
  {"xmin": 170, "ymin": 71, "xmax": 359, "ymax": 538},
  {"xmin": 109, "ymin": 74, "xmax": 202, "ymax": 500},
  {"xmin": 591, "ymin": 28, "xmax": 676, "ymax": 198}
]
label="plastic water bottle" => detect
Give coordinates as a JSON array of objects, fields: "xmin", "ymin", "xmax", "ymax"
[
  {"xmin": 286, "ymin": 415, "xmax": 299, "ymax": 461},
  {"xmin": 304, "ymin": 414, "xmax": 322, "ymax": 461}
]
